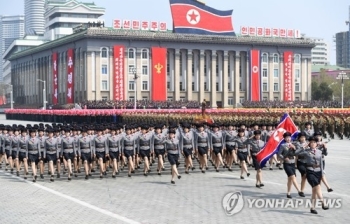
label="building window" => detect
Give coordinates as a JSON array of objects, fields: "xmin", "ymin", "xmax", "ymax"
[
  {"xmin": 167, "ymin": 82, "xmax": 170, "ymax": 90},
  {"xmin": 142, "ymin": 65, "xmax": 148, "ymax": 75},
  {"xmin": 142, "ymin": 81, "xmax": 148, "ymax": 90},
  {"xmin": 262, "ymin": 53, "xmax": 268, "ymax": 63},
  {"xmin": 101, "ymin": 65, "xmax": 108, "ymax": 75},
  {"xmin": 204, "ymin": 82, "xmax": 208, "ymax": 91},
  {"xmin": 295, "ymin": 69, "xmax": 300, "ymax": 79},
  {"xmin": 180, "ymin": 82, "xmax": 183, "ymax": 91},
  {"xmin": 239, "ymin": 66, "xmax": 241, "ymax": 77},
  {"xmin": 102, "ymin": 96, "xmax": 108, "ymax": 101},
  {"xmin": 228, "ymin": 82, "xmax": 231, "ymax": 91},
  {"xmin": 101, "ymin": 80, "xmax": 108, "ymax": 90},
  {"xmin": 273, "ymin": 83, "xmax": 279, "ymax": 92},
  {"xmin": 129, "ymin": 96, "xmax": 134, "ymax": 100},
  {"xmin": 239, "ymin": 83, "xmax": 242, "ymax": 91},
  {"xmin": 263, "ymin": 82, "xmax": 268, "ymax": 92},
  {"xmin": 101, "ymin": 48, "xmax": 108, "ymax": 58},
  {"xmin": 167, "ymin": 64, "xmax": 170, "ymax": 76},
  {"xmin": 274, "ymin": 69, "xmax": 279, "ymax": 78},
  {"xmin": 295, "ymin": 97, "xmax": 300, "ymax": 101},
  {"xmin": 295, "ymin": 83, "xmax": 300, "ymax": 92},
  {"xmin": 273, "ymin": 54, "xmax": 279, "ymax": 63},
  {"xmin": 180, "ymin": 97, "xmax": 185, "ymax": 101},
  {"xmin": 216, "ymin": 64, "xmax": 219, "ymax": 75},
  {"xmin": 129, "ymin": 81, "xmax": 134, "ymax": 91},
  {"xmin": 204, "ymin": 65, "xmax": 207, "ymax": 76},
  {"xmin": 216, "ymin": 82, "xmax": 219, "ymax": 91},
  {"xmin": 142, "ymin": 96, "xmax": 148, "ymax": 100},
  {"xmin": 263, "ymin": 97, "xmax": 267, "ymax": 101},
  {"xmin": 262, "ymin": 68, "xmax": 268, "ymax": 77},
  {"xmin": 294, "ymin": 54, "xmax": 301, "ymax": 64},
  {"xmin": 141, "ymin": 49, "xmax": 148, "ymax": 59},
  {"xmin": 129, "ymin": 65, "xmax": 135, "ymax": 74},
  {"xmin": 167, "ymin": 97, "xmax": 173, "ymax": 101},
  {"xmin": 274, "ymin": 97, "xmax": 279, "ymax": 101},
  {"xmin": 128, "ymin": 49, "xmax": 135, "ymax": 59},
  {"xmin": 228, "ymin": 98, "xmax": 233, "ymax": 105},
  {"xmin": 239, "ymin": 97, "xmax": 245, "ymax": 103}
]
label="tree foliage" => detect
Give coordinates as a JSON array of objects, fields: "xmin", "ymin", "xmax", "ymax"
[{"xmin": 312, "ymin": 81, "xmax": 333, "ymax": 101}]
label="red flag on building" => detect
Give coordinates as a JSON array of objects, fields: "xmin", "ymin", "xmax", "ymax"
[
  {"xmin": 66, "ymin": 49, "xmax": 74, "ymax": 104},
  {"xmin": 151, "ymin": 47, "xmax": 167, "ymax": 101},
  {"xmin": 250, "ymin": 49, "xmax": 261, "ymax": 101}
]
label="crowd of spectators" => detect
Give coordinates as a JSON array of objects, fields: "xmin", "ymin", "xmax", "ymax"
[
  {"xmin": 241, "ymin": 100, "xmax": 343, "ymax": 108},
  {"xmin": 79, "ymin": 100, "xmax": 202, "ymax": 109}
]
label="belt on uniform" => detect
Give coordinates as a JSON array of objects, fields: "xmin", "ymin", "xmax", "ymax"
[
  {"xmin": 154, "ymin": 144, "xmax": 164, "ymax": 146},
  {"xmin": 28, "ymin": 149, "xmax": 38, "ymax": 151},
  {"xmin": 238, "ymin": 147, "xmax": 247, "ymax": 149},
  {"xmin": 80, "ymin": 147, "xmax": 90, "ymax": 149},
  {"xmin": 47, "ymin": 148, "xmax": 56, "ymax": 151},
  {"xmin": 307, "ymin": 165, "xmax": 320, "ymax": 168},
  {"xmin": 183, "ymin": 144, "xmax": 192, "ymax": 147},
  {"xmin": 109, "ymin": 148, "xmax": 119, "ymax": 151},
  {"xmin": 64, "ymin": 147, "xmax": 73, "ymax": 150}
]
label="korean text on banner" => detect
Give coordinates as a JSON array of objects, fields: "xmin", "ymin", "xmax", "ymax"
[
  {"xmin": 52, "ymin": 52, "xmax": 58, "ymax": 104},
  {"xmin": 151, "ymin": 47, "xmax": 167, "ymax": 101},
  {"xmin": 66, "ymin": 49, "xmax": 74, "ymax": 104},
  {"xmin": 283, "ymin": 51, "xmax": 293, "ymax": 101},
  {"xmin": 113, "ymin": 46, "xmax": 125, "ymax": 101},
  {"xmin": 250, "ymin": 49, "xmax": 261, "ymax": 101}
]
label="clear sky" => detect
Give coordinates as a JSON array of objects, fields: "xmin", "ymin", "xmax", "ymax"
[{"xmin": 1, "ymin": 0, "xmax": 349, "ymax": 64}]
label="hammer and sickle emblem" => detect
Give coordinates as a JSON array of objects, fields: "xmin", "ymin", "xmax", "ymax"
[{"xmin": 154, "ymin": 63, "xmax": 163, "ymax": 74}]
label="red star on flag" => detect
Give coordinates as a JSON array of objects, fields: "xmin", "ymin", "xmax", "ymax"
[{"xmin": 188, "ymin": 10, "xmax": 198, "ymax": 22}]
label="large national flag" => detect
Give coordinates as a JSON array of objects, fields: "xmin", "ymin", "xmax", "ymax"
[
  {"xmin": 256, "ymin": 113, "xmax": 299, "ymax": 167},
  {"xmin": 169, "ymin": 0, "xmax": 235, "ymax": 35}
]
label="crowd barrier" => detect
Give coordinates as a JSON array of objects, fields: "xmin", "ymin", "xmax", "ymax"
[{"xmin": 4, "ymin": 108, "xmax": 350, "ymax": 124}]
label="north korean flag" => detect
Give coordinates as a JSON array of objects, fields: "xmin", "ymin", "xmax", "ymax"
[
  {"xmin": 169, "ymin": 0, "xmax": 235, "ymax": 35},
  {"xmin": 256, "ymin": 113, "xmax": 299, "ymax": 167}
]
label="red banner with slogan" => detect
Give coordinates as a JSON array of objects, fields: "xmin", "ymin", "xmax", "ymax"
[
  {"xmin": 66, "ymin": 49, "xmax": 74, "ymax": 104},
  {"xmin": 52, "ymin": 52, "xmax": 58, "ymax": 104},
  {"xmin": 283, "ymin": 51, "xmax": 293, "ymax": 101},
  {"xmin": 151, "ymin": 47, "xmax": 167, "ymax": 101},
  {"xmin": 250, "ymin": 49, "xmax": 260, "ymax": 101},
  {"xmin": 113, "ymin": 45, "xmax": 125, "ymax": 100}
]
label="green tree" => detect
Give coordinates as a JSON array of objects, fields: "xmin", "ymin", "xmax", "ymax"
[{"xmin": 312, "ymin": 81, "xmax": 333, "ymax": 101}]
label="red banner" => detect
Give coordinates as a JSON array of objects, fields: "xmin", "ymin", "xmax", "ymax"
[
  {"xmin": 67, "ymin": 49, "xmax": 74, "ymax": 104},
  {"xmin": 151, "ymin": 47, "xmax": 167, "ymax": 101},
  {"xmin": 52, "ymin": 52, "xmax": 58, "ymax": 104},
  {"xmin": 113, "ymin": 45, "xmax": 125, "ymax": 100},
  {"xmin": 250, "ymin": 49, "xmax": 260, "ymax": 101},
  {"xmin": 283, "ymin": 51, "xmax": 293, "ymax": 101}
]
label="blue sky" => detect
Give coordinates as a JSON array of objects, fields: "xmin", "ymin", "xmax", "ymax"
[{"xmin": 1, "ymin": 0, "xmax": 349, "ymax": 64}]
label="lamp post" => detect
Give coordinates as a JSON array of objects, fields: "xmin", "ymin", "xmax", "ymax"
[
  {"xmin": 336, "ymin": 72, "xmax": 349, "ymax": 109},
  {"xmin": 37, "ymin": 79, "xmax": 46, "ymax": 110},
  {"xmin": 132, "ymin": 68, "xmax": 139, "ymax": 110}
]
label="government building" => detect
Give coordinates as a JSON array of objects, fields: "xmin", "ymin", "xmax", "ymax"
[{"xmin": 6, "ymin": 27, "xmax": 315, "ymax": 108}]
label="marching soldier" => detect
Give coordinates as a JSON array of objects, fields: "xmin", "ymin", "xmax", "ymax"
[
  {"xmin": 137, "ymin": 125, "xmax": 153, "ymax": 176},
  {"xmin": 61, "ymin": 127, "xmax": 77, "ymax": 181},
  {"xmin": 165, "ymin": 129, "xmax": 181, "ymax": 184},
  {"xmin": 44, "ymin": 128, "xmax": 60, "ymax": 182},
  {"xmin": 107, "ymin": 125, "xmax": 121, "ymax": 178},
  {"xmin": 224, "ymin": 123, "xmax": 237, "ymax": 171},
  {"xmin": 278, "ymin": 132, "xmax": 305, "ymax": 198},
  {"xmin": 93, "ymin": 127, "xmax": 108, "ymax": 179},
  {"xmin": 234, "ymin": 129, "xmax": 250, "ymax": 179},
  {"xmin": 152, "ymin": 124, "xmax": 167, "ymax": 175},
  {"xmin": 78, "ymin": 127, "xmax": 94, "ymax": 180},
  {"xmin": 121, "ymin": 125, "xmax": 136, "ymax": 177},
  {"xmin": 16, "ymin": 127, "xmax": 29, "ymax": 179},
  {"xmin": 26, "ymin": 129, "xmax": 41, "ymax": 182},
  {"xmin": 179, "ymin": 123, "xmax": 195, "ymax": 174},
  {"xmin": 194, "ymin": 123, "xmax": 210, "ymax": 173},
  {"xmin": 209, "ymin": 124, "xmax": 224, "ymax": 172}
]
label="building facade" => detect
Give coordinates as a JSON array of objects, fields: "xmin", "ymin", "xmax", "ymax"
[
  {"xmin": 335, "ymin": 31, "xmax": 350, "ymax": 68},
  {"xmin": 24, "ymin": 0, "xmax": 45, "ymax": 35},
  {"xmin": 7, "ymin": 28, "xmax": 314, "ymax": 107},
  {"xmin": 0, "ymin": 15, "xmax": 25, "ymax": 81},
  {"xmin": 310, "ymin": 38, "xmax": 329, "ymax": 65},
  {"xmin": 44, "ymin": 0, "xmax": 105, "ymax": 40}
]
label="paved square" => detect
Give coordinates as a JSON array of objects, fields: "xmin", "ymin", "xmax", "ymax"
[{"xmin": 0, "ymin": 116, "xmax": 349, "ymax": 224}]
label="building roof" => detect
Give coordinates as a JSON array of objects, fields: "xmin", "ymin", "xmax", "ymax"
[
  {"xmin": 312, "ymin": 64, "xmax": 348, "ymax": 73},
  {"xmin": 8, "ymin": 27, "xmax": 316, "ymax": 61}
]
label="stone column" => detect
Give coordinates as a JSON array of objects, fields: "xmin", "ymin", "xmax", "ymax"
[
  {"xmin": 186, "ymin": 49, "xmax": 193, "ymax": 100},
  {"xmin": 199, "ymin": 50, "xmax": 205, "ymax": 102},
  {"xmin": 268, "ymin": 54, "xmax": 274, "ymax": 100},
  {"xmin": 306, "ymin": 58, "xmax": 312, "ymax": 101},
  {"xmin": 174, "ymin": 49, "xmax": 180, "ymax": 101},
  {"xmin": 234, "ymin": 51, "xmax": 240, "ymax": 106},
  {"xmin": 211, "ymin": 50, "xmax": 217, "ymax": 108},
  {"xmin": 222, "ymin": 51, "xmax": 229, "ymax": 108}
]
